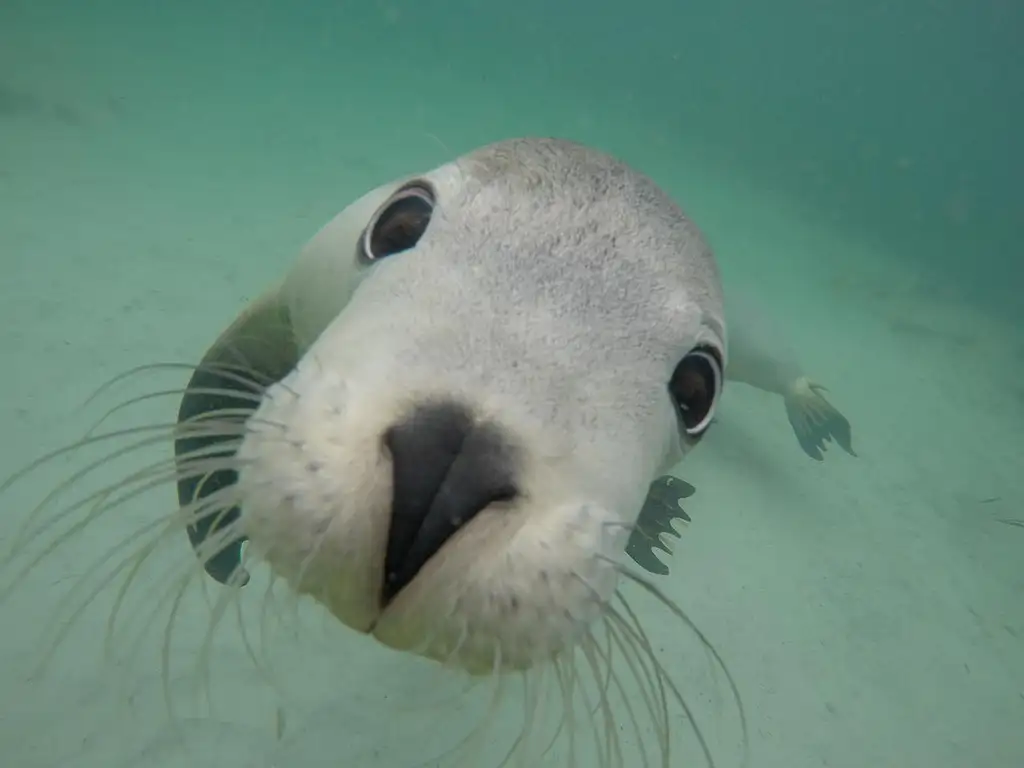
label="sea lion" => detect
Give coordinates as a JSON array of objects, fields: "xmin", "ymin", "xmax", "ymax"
[
  {"xmin": 6, "ymin": 136, "xmax": 860, "ymax": 766},
  {"xmin": 175, "ymin": 138, "xmax": 729, "ymax": 638}
]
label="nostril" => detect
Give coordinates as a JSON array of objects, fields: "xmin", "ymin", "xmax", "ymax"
[
  {"xmin": 491, "ymin": 484, "xmax": 518, "ymax": 504},
  {"xmin": 382, "ymin": 400, "xmax": 520, "ymax": 606}
]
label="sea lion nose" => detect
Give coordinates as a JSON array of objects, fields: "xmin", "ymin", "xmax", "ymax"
[{"xmin": 381, "ymin": 400, "xmax": 519, "ymax": 606}]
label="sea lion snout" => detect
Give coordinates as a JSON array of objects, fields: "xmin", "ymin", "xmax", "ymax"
[{"xmin": 381, "ymin": 399, "xmax": 520, "ymax": 606}]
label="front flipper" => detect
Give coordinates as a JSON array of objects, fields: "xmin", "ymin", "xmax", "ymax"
[
  {"xmin": 175, "ymin": 288, "xmax": 299, "ymax": 586},
  {"xmin": 783, "ymin": 376, "xmax": 856, "ymax": 461},
  {"xmin": 625, "ymin": 475, "xmax": 696, "ymax": 575}
]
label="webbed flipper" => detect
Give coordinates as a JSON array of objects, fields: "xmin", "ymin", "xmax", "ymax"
[
  {"xmin": 176, "ymin": 288, "xmax": 298, "ymax": 587},
  {"xmin": 783, "ymin": 376, "xmax": 856, "ymax": 461},
  {"xmin": 625, "ymin": 475, "xmax": 696, "ymax": 575}
]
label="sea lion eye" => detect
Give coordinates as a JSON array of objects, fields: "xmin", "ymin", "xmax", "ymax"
[
  {"xmin": 360, "ymin": 182, "xmax": 435, "ymax": 262},
  {"xmin": 668, "ymin": 344, "xmax": 724, "ymax": 438}
]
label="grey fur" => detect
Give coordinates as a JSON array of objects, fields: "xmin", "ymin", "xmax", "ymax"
[
  {"xmin": 725, "ymin": 294, "xmax": 803, "ymax": 395},
  {"xmin": 293, "ymin": 137, "xmax": 727, "ymax": 489},
  {"xmin": 180, "ymin": 138, "xmax": 852, "ymax": 593},
  {"xmin": 224, "ymin": 137, "xmax": 729, "ymax": 667}
]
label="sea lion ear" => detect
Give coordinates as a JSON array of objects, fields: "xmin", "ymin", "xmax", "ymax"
[
  {"xmin": 175, "ymin": 288, "xmax": 299, "ymax": 587},
  {"xmin": 624, "ymin": 475, "xmax": 696, "ymax": 575}
]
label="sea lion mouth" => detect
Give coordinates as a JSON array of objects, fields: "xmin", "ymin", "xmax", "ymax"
[{"xmin": 381, "ymin": 399, "xmax": 520, "ymax": 606}]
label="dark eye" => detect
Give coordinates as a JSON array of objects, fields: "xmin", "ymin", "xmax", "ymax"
[
  {"xmin": 360, "ymin": 182, "xmax": 435, "ymax": 262},
  {"xmin": 668, "ymin": 344, "xmax": 724, "ymax": 439}
]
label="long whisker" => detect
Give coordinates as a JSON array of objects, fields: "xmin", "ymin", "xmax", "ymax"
[
  {"xmin": 5, "ymin": 436, "xmax": 245, "ymax": 561},
  {"xmin": 579, "ymin": 637, "xmax": 613, "ymax": 768},
  {"xmin": 4, "ymin": 403, "xmax": 289, "ymax": 567},
  {"xmin": 618, "ymin": 565, "xmax": 749, "ymax": 768},
  {"xmin": 618, "ymin": 566, "xmax": 748, "ymax": 747},
  {"xmin": 84, "ymin": 387, "xmax": 265, "ymax": 439},
  {"xmin": 1, "ymin": 413, "xmax": 258, "ymax": 510},
  {"xmin": 25, "ymin": 478, "xmax": 242, "ymax": 675},
  {"xmin": 434, "ymin": 644, "xmax": 514, "ymax": 768},
  {"xmin": 82, "ymin": 361, "xmax": 273, "ymax": 409},
  {"xmin": 605, "ymin": 600, "xmax": 674, "ymax": 766}
]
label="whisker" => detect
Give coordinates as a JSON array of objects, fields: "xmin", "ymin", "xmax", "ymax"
[
  {"xmin": 553, "ymin": 638, "xmax": 594, "ymax": 768},
  {"xmin": 84, "ymin": 386, "xmax": 265, "ymax": 439},
  {"xmin": 4, "ymin": 406, "xmax": 293, "ymax": 571},
  {"xmin": 2, "ymin": 423, "xmax": 184, "ymax": 498},
  {"xmin": 577, "ymin": 631, "xmax": 621, "ymax": 768},
  {"xmin": 107, "ymin": 493, "xmax": 241, "ymax": 667},
  {"xmin": 194, "ymin": 541, "xmax": 252, "ymax": 710},
  {"xmin": 618, "ymin": 566, "xmax": 748, "ymax": 761},
  {"xmin": 82, "ymin": 361, "xmax": 273, "ymax": 410},
  {"xmin": 26, "ymin": 496, "xmax": 195, "ymax": 678},
  {"xmin": 590, "ymin": 621, "xmax": 649, "ymax": 768},
  {"xmin": 429, "ymin": 643, "xmax": 512, "ymax": 768},
  {"xmin": 565, "ymin": 564, "xmax": 668, "ymax": 762},
  {"xmin": 0, "ymin": 414, "xmax": 255, "ymax": 514},
  {"xmin": 160, "ymin": 562, "xmax": 202, "ymax": 727},
  {"xmin": 540, "ymin": 657, "xmax": 574, "ymax": 764},
  {"xmin": 7, "ymin": 441, "xmax": 243, "ymax": 563},
  {"xmin": 605, "ymin": 600, "xmax": 672, "ymax": 766},
  {"xmin": 459, "ymin": 644, "xmax": 511, "ymax": 767},
  {"xmin": 243, "ymin": 563, "xmax": 294, "ymax": 696},
  {"xmin": 254, "ymin": 565, "xmax": 296, "ymax": 686},
  {"xmin": 512, "ymin": 662, "xmax": 550, "ymax": 766}
]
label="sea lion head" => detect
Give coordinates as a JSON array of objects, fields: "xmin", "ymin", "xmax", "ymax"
[{"xmin": 230, "ymin": 138, "xmax": 727, "ymax": 674}]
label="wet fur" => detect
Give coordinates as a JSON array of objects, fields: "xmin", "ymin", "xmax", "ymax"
[{"xmin": 0, "ymin": 139, "xmax": 747, "ymax": 767}]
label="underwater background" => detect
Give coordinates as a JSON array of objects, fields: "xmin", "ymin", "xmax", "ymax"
[{"xmin": 0, "ymin": 0, "xmax": 1021, "ymax": 766}]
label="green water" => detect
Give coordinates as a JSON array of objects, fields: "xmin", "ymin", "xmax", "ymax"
[{"xmin": 0, "ymin": 1, "xmax": 1020, "ymax": 766}]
